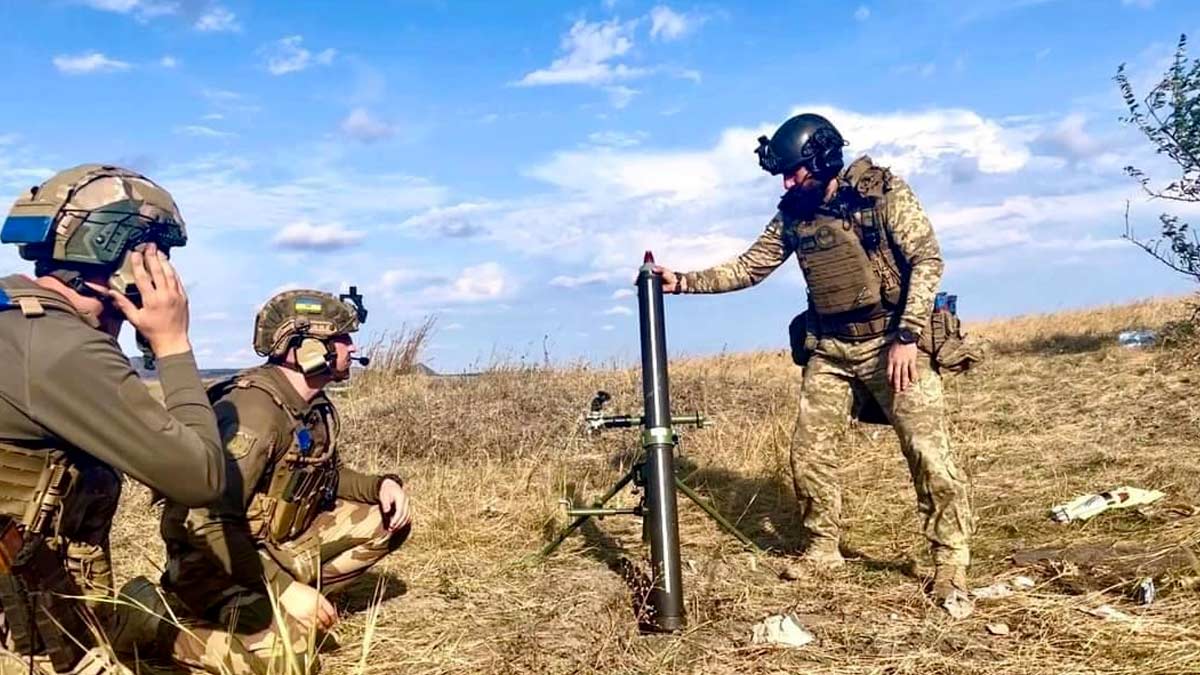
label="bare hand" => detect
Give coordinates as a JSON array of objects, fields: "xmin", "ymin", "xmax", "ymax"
[
  {"xmin": 887, "ymin": 341, "xmax": 920, "ymax": 394},
  {"xmin": 650, "ymin": 265, "xmax": 682, "ymax": 293},
  {"xmin": 379, "ymin": 479, "xmax": 411, "ymax": 532},
  {"xmin": 278, "ymin": 582, "xmax": 338, "ymax": 633},
  {"xmin": 103, "ymin": 243, "xmax": 192, "ymax": 357}
]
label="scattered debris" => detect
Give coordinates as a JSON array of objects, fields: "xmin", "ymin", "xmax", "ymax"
[
  {"xmin": 1081, "ymin": 604, "xmax": 1135, "ymax": 623},
  {"xmin": 972, "ymin": 582, "xmax": 1016, "ymax": 600},
  {"xmin": 1012, "ymin": 576, "xmax": 1036, "ymax": 590},
  {"xmin": 1050, "ymin": 486, "xmax": 1165, "ymax": 523},
  {"xmin": 986, "ymin": 622, "xmax": 1011, "ymax": 636},
  {"xmin": 940, "ymin": 590, "xmax": 974, "ymax": 619},
  {"xmin": 1117, "ymin": 329, "xmax": 1156, "ymax": 348},
  {"xmin": 1132, "ymin": 578, "xmax": 1156, "ymax": 605},
  {"xmin": 751, "ymin": 614, "xmax": 814, "ymax": 648}
]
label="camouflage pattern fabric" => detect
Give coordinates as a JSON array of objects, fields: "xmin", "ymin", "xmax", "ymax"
[
  {"xmin": 162, "ymin": 498, "xmax": 410, "ymax": 674},
  {"xmin": 253, "ymin": 291, "xmax": 360, "ymax": 359},
  {"xmin": 791, "ymin": 335, "xmax": 973, "ymax": 565},
  {"xmin": 681, "ymin": 155, "xmax": 944, "ymax": 338}
]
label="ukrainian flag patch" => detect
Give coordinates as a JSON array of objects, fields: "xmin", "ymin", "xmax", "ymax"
[{"xmin": 294, "ymin": 297, "xmax": 323, "ymax": 314}]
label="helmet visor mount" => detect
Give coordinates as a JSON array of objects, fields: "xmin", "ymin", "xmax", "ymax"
[{"xmin": 755, "ymin": 135, "xmax": 815, "ymax": 177}]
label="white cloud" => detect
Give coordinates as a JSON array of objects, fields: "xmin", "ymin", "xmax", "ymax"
[
  {"xmin": 158, "ymin": 156, "xmax": 448, "ymax": 234},
  {"xmin": 550, "ymin": 272, "xmax": 614, "ymax": 288},
  {"xmin": 611, "ymin": 288, "xmax": 635, "ymax": 299},
  {"xmin": 272, "ymin": 222, "xmax": 366, "ymax": 250},
  {"xmin": 53, "ymin": 52, "xmax": 131, "ymax": 75},
  {"xmin": 602, "ymin": 305, "xmax": 633, "ymax": 316},
  {"xmin": 195, "ymin": 6, "xmax": 240, "ymax": 32},
  {"xmin": 77, "ymin": 0, "xmax": 174, "ymax": 19},
  {"xmin": 0, "ymin": 134, "xmax": 18, "ymax": 146},
  {"xmin": 261, "ymin": 36, "xmax": 337, "ymax": 75},
  {"xmin": 649, "ymin": 5, "xmax": 702, "ymax": 41},
  {"xmin": 606, "ymin": 85, "xmax": 640, "ymax": 109},
  {"xmin": 602, "ymin": 324, "xmax": 615, "ymax": 331},
  {"xmin": 438, "ymin": 262, "xmax": 510, "ymax": 303},
  {"xmin": 1032, "ymin": 113, "xmax": 1103, "ymax": 162},
  {"xmin": 587, "ymin": 130, "xmax": 648, "ymax": 148},
  {"xmin": 159, "ymin": 55, "xmax": 178, "ymax": 68},
  {"xmin": 174, "ymin": 125, "xmax": 236, "ymax": 139},
  {"xmin": 517, "ymin": 19, "xmax": 643, "ymax": 86},
  {"xmin": 854, "ymin": 5, "xmax": 871, "ymax": 21},
  {"xmin": 1121, "ymin": 0, "xmax": 1155, "ymax": 6},
  {"xmin": 340, "ymin": 108, "xmax": 395, "ymax": 143}
]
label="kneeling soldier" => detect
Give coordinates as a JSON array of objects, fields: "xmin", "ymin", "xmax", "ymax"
[
  {"xmin": 149, "ymin": 288, "xmax": 411, "ymax": 673},
  {"xmin": 0, "ymin": 165, "xmax": 225, "ymax": 674}
]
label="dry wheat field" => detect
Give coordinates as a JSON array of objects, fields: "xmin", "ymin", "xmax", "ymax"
[{"xmin": 113, "ymin": 297, "xmax": 1200, "ymax": 674}]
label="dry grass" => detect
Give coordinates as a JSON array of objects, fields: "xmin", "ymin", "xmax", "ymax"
[{"xmin": 112, "ymin": 295, "xmax": 1200, "ymax": 674}]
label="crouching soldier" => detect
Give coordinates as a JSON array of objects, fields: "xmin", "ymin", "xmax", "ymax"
[
  {"xmin": 0, "ymin": 165, "xmax": 225, "ymax": 673},
  {"xmin": 135, "ymin": 289, "xmax": 412, "ymax": 673}
]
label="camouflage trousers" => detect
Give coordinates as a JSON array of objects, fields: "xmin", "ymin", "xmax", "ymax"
[
  {"xmin": 160, "ymin": 499, "xmax": 410, "ymax": 675},
  {"xmin": 791, "ymin": 336, "xmax": 973, "ymax": 566}
]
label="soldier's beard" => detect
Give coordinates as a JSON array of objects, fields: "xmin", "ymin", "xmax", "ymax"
[{"xmin": 777, "ymin": 183, "xmax": 825, "ymax": 222}]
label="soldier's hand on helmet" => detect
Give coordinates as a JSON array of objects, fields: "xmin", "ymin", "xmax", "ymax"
[
  {"xmin": 279, "ymin": 582, "xmax": 338, "ymax": 632},
  {"xmin": 379, "ymin": 478, "xmax": 411, "ymax": 532},
  {"xmin": 104, "ymin": 243, "xmax": 192, "ymax": 358},
  {"xmin": 888, "ymin": 341, "xmax": 919, "ymax": 394}
]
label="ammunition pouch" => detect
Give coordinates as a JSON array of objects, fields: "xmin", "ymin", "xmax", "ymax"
[
  {"xmin": 919, "ymin": 311, "xmax": 986, "ymax": 374},
  {"xmin": 0, "ymin": 516, "xmax": 95, "ymax": 673},
  {"xmin": 787, "ymin": 311, "xmax": 819, "ymax": 366}
]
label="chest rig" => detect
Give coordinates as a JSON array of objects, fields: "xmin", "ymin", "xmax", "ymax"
[
  {"xmin": 0, "ymin": 279, "xmax": 120, "ymax": 670},
  {"xmin": 209, "ymin": 368, "xmax": 341, "ymax": 545},
  {"xmin": 781, "ymin": 158, "xmax": 907, "ymax": 340},
  {"xmin": 0, "ymin": 280, "xmax": 116, "ymax": 542}
]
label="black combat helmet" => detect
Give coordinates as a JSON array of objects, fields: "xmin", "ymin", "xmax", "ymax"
[{"xmin": 755, "ymin": 113, "xmax": 847, "ymax": 179}]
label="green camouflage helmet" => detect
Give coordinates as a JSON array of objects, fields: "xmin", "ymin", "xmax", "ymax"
[
  {"xmin": 0, "ymin": 164, "xmax": 187, "ymax": 293},
  {"xmin": 253, "ymin": 289, "xmax": 363, "ymax": 358}
]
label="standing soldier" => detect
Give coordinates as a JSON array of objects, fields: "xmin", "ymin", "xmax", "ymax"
[
  {"xmin": 653, "ymin": 114, "xmax": 975, "ymax": 616},
  {"xmin": 142, "ymin": 288, "xmax": 412, "ymax": 673},
  {"xmin": 0, "ymin": 164, "xmax": 225, "ymax": 673}
]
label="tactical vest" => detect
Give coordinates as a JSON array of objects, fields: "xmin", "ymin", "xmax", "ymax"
[
  {"xmin": 0, "ymin": 281, "xmax": 107, "ymax": 541},
  {"xmin": 208, "ymin": 368, "xmax": 340, "ymax": 545},
  {"xmin": 783, "ymin": 158, "xmax": 906, "ymax": 339}
]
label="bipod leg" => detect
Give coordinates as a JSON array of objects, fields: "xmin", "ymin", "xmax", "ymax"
[
  {"xmin": 539, "ymin": 467, "xmax": 639, "ymax": 559},
  {"xmin": 674, "ymin": 476, "xmax": 764, "ymax": 554}
]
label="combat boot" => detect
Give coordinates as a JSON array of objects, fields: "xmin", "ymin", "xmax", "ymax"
[
  {"xmin": 109, "ymin": 576, "xmax": 170, "ymax": 656},
  {"xmin": 780, "ymin": 537, "xmax": 845, "ymax": 580},
  {"xmin": 932, "ymin": 564, "xmax": 973, "ymax": 618}
]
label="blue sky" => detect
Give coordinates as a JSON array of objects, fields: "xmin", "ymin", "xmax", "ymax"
[{"xmin": 1, "ymin": 0, "xmax": 1198, "ymax": 371}]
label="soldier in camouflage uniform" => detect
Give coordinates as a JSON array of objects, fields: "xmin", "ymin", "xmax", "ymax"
[
  {"xmin": 138, "ymin": 288, "xmax": 412, "ymax": 673},
  {"xmin": 0, "ymin": 165, "xmax": 226, "ymax": 673},
  {"xmin": 655, "ymin": 114, "xmax": 974, "ymax": 616}
]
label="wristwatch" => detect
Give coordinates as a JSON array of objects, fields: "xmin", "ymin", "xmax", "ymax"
[{"xmin": 895, "ymin": 327, "xmax": 919, "ymax": 345}]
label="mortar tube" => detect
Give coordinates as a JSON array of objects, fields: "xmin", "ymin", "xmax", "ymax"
[{"xmin": 636, "ymin": 253, "xmax": 685, "ymax": 633}]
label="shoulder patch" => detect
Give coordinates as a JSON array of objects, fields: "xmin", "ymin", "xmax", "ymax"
[{"xmin": 227, "ymin": 430, "xmax": 260, "ymax": 459}]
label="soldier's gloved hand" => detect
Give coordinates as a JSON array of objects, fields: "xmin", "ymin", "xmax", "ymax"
[
  {"xmin": 379, "ymin": 478, "xmax": 411, "ymax": 532},
  {"xmin": 888, "ymin": 341, "xmax": 919, "ymax": 393},
  {"xmin": 105, "ymin": 243, "xmax": 193, "ymax": 358},
  {"xmin": 279, "ymin": 582, "xmax": 338, "ymax": 633}
]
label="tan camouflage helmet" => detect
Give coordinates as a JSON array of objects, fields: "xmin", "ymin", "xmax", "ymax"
[
  {"xmin": 1, "ymin": 164, "xmax": 187, "ymax": 292},
  {"xmin": 254, "ymin": 289, "xmax": 363, "ymax": 358}
]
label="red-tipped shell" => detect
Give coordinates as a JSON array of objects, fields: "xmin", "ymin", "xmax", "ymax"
[{"xmin": 643, "ymin": 250, "xmax": 655, "ymax": 264}]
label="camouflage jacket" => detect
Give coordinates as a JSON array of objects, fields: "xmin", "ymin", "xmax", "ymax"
[{"xmin": 681, "ymin": 155, "xmax": 944, "ymax": 336}]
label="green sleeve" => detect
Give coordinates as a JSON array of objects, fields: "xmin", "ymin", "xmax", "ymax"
[
  {"xmin": 179, "ymin": 388, "xmax": 295, "ymax": 593},
  {"xmin": 336, "ymin": 466, "xmax": 384, "ymax": 504},
  {"xmin": 28, "ymin": 320, "xmax": 224, "ymax": 506}
]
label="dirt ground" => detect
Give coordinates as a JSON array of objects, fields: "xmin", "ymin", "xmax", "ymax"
[{"xmin": 111, "ymin": 297, "xmax": 1200, "ymax": 674}]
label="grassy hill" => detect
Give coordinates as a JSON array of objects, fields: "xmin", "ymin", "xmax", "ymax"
[{"xmin": 112, "ymin": 296, "xmax": 1200, "ymax": 674}]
